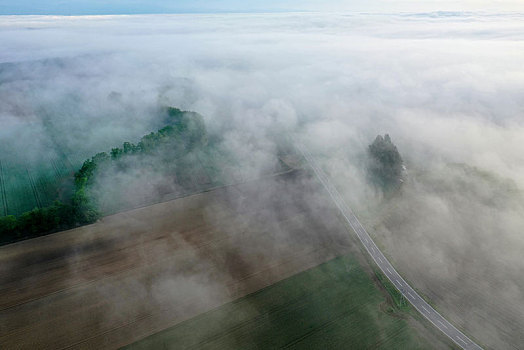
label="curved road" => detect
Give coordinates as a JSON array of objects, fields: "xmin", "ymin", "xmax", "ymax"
[{"xmin": 295, "ymin": 141, "xmax": 483, "ymax": 350}]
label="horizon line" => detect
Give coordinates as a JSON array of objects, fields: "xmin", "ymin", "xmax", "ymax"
[{"xmin": 1, "ymin": 10, "xmax": 524, "ymax": 17}]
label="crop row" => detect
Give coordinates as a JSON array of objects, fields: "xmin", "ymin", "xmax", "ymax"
[
  {"xmin": 0, "ymin": 154, "xmax": 74, "ymax": 216},
  {"xmin": 127, "ymin": 256, "xmax": 429, "ymax": 349}
]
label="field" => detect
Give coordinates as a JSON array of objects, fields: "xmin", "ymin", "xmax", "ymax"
[
  {"xmin": 0, "ymin": 108, "xmax": 208, "ymax": 217},
  {"xmin": 0, "ymin": 170, "xmax": 346, "ymax": 349},
  {"xmin": 126, "ymin": 255, "xmax": 438, "ymax": 350},
  {"xmin": 0, "ymin": 153, "xmax": 75, "ymax": 216},
  {"xmin": 94, "ymin": 142, "xmax": 290, "ymax": 216},
  {"xmin": 345, "ymin": 164, "xmax": 524, "ymax": 349},
  {"xmin": 0, "ymin": 170, "xmax": 450, "ymax": 349},
  {"xmin": 0, "ymin": 131, "xmax": 288, "ymax": 219},
  {"xmin": 0, "ymin": 146, "xmax": 238, "ymax": 218},
  {"xmin": 0, "ymin": 111, "xmax": 89, "ymax": 217}
]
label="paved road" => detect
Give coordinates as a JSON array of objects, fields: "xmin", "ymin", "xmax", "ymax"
[{"xmin": 295, "ymin": 141, "xmax": 483, "ymax": 350}]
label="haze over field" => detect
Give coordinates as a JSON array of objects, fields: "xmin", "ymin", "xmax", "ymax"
[
  {"xmin": 2, "ymin": 13, "xmax": 524, "ymax": 182},
  {"xmin": 1, "ymin": 11, "xmax": 524, "ymax": 349}
]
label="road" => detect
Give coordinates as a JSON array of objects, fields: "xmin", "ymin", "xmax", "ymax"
[{"xmin": 295, "ymin": 141, "xmax": 483, "ymax": 350}]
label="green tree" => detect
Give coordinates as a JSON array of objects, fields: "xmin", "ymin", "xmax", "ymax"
[
  {"xmin": 123, "ymin": 142, "xmax": 137, "ymax": 154},
  {"xmin": 367, "ymin": 134, "xmax": 404, "ymax": 191},
  {"xmin": 0, "ymin": 106, "xmax": 206, "ymax": 244},
  {"xmin": 0, "ymin": 215, "xmax": 17, "ymax": 236},
  {"xmin": 110, "ymin": 147, "xmax": 123, "ymax": 160}
]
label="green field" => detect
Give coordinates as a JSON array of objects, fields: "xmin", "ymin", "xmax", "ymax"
[
  {"xmin": 0, "ymin": 123, "xmax": 290, "ymax": 219},
  {"xmin": 126, "ymin": 255, "xmax": 437, "ymax": 350},
  {"xmin": 0, "ymin": 140, "xmax": 238, "ymax": 217},
  {"xmin": 0, "ymin": 154, "xmax": 76, "ymax": 216}
]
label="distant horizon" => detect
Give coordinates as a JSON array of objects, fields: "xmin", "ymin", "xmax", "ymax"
[
  {"xmin": 0, "ymin": 9, "xmax": 306, "ymax": 16},
  {"xmin": 2, "ymin": 0, "xmax": 524, "ymax": 16},
  {"xmin": 2, "ymin": 10, "xmax": 524, "ymax": 17}
]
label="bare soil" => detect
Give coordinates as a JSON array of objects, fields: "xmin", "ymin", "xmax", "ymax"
[{"xmin": 0, "ymin": 170, "xmax": 356, "ymax": 349}]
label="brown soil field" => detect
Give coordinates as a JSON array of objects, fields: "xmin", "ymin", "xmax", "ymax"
[{"xmin": 0, "ymin": 170, "xmax": 361, "ymax": 349}]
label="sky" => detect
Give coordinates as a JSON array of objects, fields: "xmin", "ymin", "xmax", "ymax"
[{"xmin": 1, "ymin": 0, "xmax": 524, "ymax": 15}]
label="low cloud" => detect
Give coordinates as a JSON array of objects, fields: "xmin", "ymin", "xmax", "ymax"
[{"xmin": 1, "ymin": 12, "xmax": 524, "ymax": 349}]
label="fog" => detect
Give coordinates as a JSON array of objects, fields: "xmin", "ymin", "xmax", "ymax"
[{"xmin": 1, "ymin": 11, "xmax": 524, "ymax": 349}]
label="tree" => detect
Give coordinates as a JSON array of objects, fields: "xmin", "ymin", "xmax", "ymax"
[
  {"xmin": 0, "ymin": 215, "xmax": 17, "ymax": 237},
  {"xmin": 367, "ymin": 134, "xmax": 404, "ymax": 191},
  {"xmin": 123, "ymin": 142, "xmax": 136, "ymax": 154},
  {"xmin": 110, "ymin": 147, "xmax": 123, "ymax": 160},
  {"xmin": 0, "ymin": 107, "xmax": 207, "ymax": 244}
]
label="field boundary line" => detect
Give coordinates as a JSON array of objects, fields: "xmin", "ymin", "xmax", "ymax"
[
  {"xmin": 0, "ymin": 160, "xmax": 8, "ymax": 215},
  {"xmin": 26, "ymin": 168, "xmax": 42, "ymax": 209}
]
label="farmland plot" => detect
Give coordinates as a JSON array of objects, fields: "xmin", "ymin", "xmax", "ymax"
[
  {"xmin": 0, "ymin": 153, "xmax": 74, "ymax": 216},
  {"xmin": 336, "ymin": 163, "xmax": 524, "ymax": 349},
  {"xmin": 0, "ymin": 170, "xmax": 449, "ymax": 349},
  {"xmin": 127, "ymin": 256, "xmax": 439, "ymax": 350}
]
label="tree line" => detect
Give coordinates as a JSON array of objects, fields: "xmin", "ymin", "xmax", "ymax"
[{"xmin": 0, "ymin": 107, "xmax": 206, "ymax": 244}]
